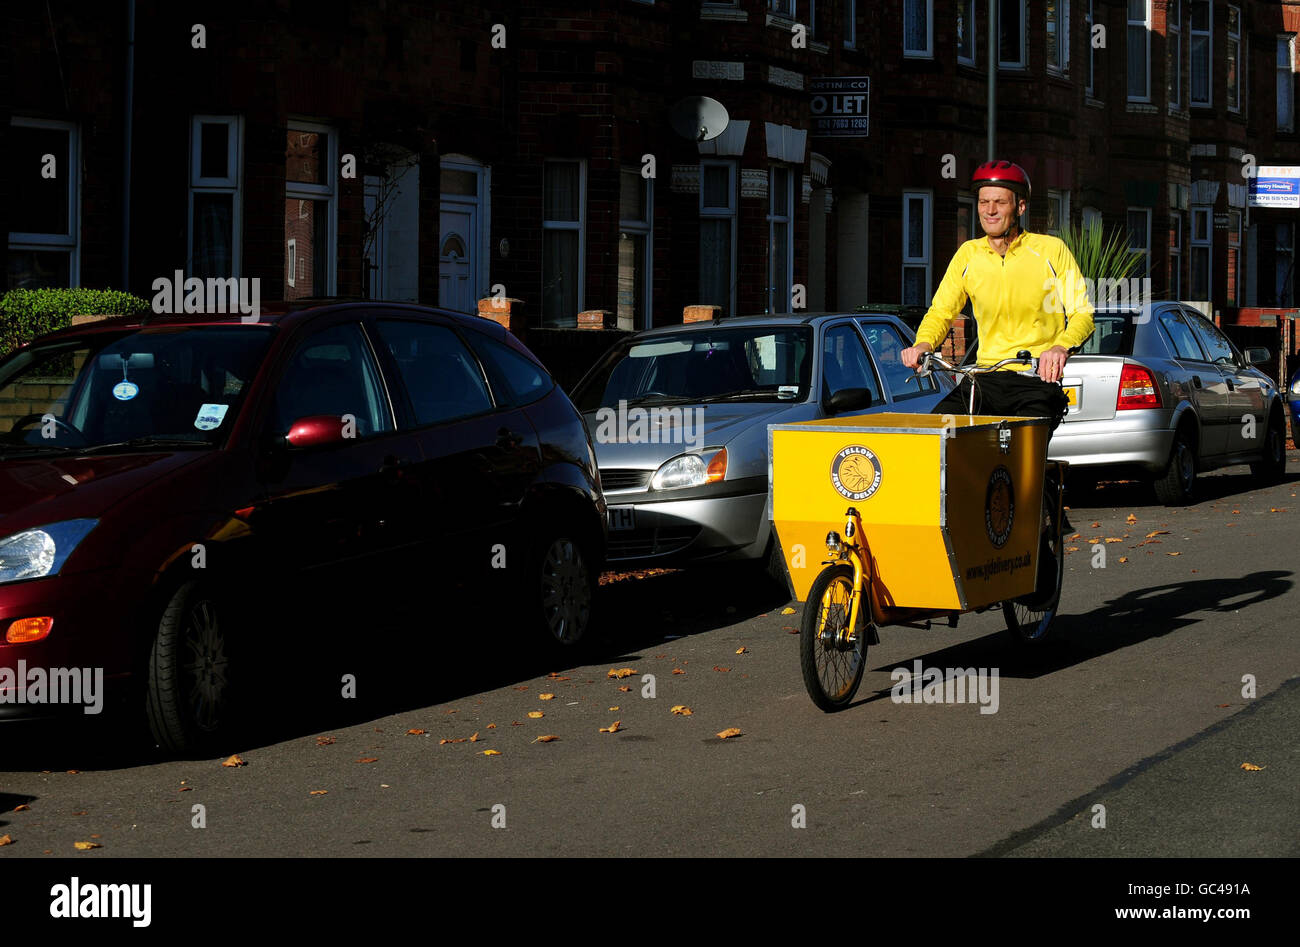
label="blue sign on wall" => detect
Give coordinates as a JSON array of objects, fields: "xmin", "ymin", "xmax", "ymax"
[{"xmin": 1250, "ymin": 167, "xmax": 1300, "ymax": 208}]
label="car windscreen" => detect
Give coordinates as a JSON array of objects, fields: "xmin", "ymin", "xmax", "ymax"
[
  {"xmin": 572, "ymin": 326, "xmax": 813, "ymax": 411},
  {"xmin": 1074, "ymin": 313, "xmax": 1135, "ymax": 357},
  {"xmin": 0, "ymin": 326, "xmax": 274, "ymax": 454}
]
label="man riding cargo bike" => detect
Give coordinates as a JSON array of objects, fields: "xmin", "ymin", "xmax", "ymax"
[{"xmin": 769, "ymin": 160, "xmax": 1097, "ymax": 710}]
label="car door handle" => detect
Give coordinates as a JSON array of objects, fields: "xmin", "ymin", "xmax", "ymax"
[
  {"xmin": 1225, "ymin": 378, "xmax": 1235, "ymax": 391},
  {"xmin": 1191, "ymin": 375, "xmax": 1202, "ymax": 389},
  {"xmin": 496, "ymin": 428, "xmax": 524, "ymax": 449}
]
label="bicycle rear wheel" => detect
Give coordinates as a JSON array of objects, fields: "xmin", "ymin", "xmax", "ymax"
[
  {"xmin": 1004, "ymin": 471, "xmax": 1065, "ymax": 644},
  {"xmin": 800, "ymin": 565, "xmax": 869, "ymax": 710}
]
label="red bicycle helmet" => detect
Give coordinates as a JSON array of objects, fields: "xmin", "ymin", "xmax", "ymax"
[{"xmin": 972, "ymin": 160, "xmax": 1031, "ymax": 200}]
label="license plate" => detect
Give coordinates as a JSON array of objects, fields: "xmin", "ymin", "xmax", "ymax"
[
  {"xmin": 1064, "ymin": 385, "xmax": 1080, "ymax": 407},
  {"xmin": 607, "ymin": 506, "xmax": 636, "ymax": 531}
]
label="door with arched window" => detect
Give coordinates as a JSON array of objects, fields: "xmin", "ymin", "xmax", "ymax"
[
  {"xmin": 440, "ymin": 155, "xmax": 488, "ymax": 313},
  {"xmin": 439, "ymin": 231, "xmax": 472, "ymax": 313}
]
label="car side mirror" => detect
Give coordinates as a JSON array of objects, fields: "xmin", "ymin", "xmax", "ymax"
[
  {"xmin": 825, "ymin": 387, "xmax": 874, "ymax": 414},
  {"xmin": 285, "ymin": 414, "xmax": 349, "ymax": 448},
  {"xmin": 1244, "ymin": 347, "xmax": 1270, "ymax": 366}
]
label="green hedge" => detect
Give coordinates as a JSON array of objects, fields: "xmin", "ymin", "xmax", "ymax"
[{"xmin": 0, "ymin": 288, "xmax": 151, "ymax": 356}]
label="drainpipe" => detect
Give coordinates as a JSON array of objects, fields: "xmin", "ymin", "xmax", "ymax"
[
  {"xmin": 121, "ymin": 0, "xmax": 135, "ymax": 291},
  {"xmin": 987, "ymin": 0, "xmax": 997, "ymax": 160}
]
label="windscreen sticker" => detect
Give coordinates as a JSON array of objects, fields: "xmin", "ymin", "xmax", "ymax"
[
  {"xmin": 194, "ymin": 403, "xmax": 230, "ymax": 431},
  {"xmin": 112, "ymin": 380, "xmax": 140, "ymax": 401}
]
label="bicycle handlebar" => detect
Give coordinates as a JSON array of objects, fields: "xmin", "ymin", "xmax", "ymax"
[{"xmin": 911, "ymin": 349, "xmax": 1037, "ymax": 381}]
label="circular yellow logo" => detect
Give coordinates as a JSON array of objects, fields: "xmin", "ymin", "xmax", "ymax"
[
  {"xmin": 830, "ymin": 446, "xmax": 882, "ymax": 501},
  {"xmin": 985, "ymin": 466, "xmax": 1014, "ymax": 548}
]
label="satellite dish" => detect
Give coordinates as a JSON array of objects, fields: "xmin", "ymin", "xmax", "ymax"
[{"xmin": 669, "ymin": 96, "xmax": 730, "ymax": 142}]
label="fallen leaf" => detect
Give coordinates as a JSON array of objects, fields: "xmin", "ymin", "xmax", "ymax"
[
  {"xmin": 315, "ymin": 736, "xmax": 336, "ymax": 746},
  {"xmin": 538, "ymin": 693, "xmax": 555, "ymax": 700},
  {"xmin": 406, "ymin": 728, "xmax": 426, "ymax": 735},
  {"xmin": 1145, "ymin": 530, "xmax": 1170, "ymax": 538},
  {"xmin": 73, "ymin": 841, "xmax": 101, "ymax": 851},
  {"xmin": 735, "ymin": 647, "xmax": 748, "ymax": 654},
  {"xmin": 618, "ymin": 685, "xmax": 631, "ymax": 692},
  {"xmin": 439, "ymin": 738, "xmax": 467, "ymax": 745},
  {"xmin": 716, "ymin": 728, "xmax": 743, "ymax": 740},
  {"xmin": 71, "ymin": 811, "xmax": 87, "ymax": 816},
  {"xmin": 221, "ymin": 755, "xmax": 246, "ymax": 768},
  {"xmin": 511, "ymin": 721, "xmax": 523, "ymax": 727},
  {"xmin": 1231, "ymin": 510, "xmax": 1241, "ymax": 514},
  {"xmin": 781, "ymin": 607, "xmax": 796, "ymax": 615},
  {"xmin": 513, "ymin": 685, "xmax": 529, "ymax": 691},
  {"xmin": 786, "ymin": 627, "xmax": 799, "ymax": 634},
  {"xmin": 1066, "ymin": 546, "xmax": 1080, "ymax": 553},
  {"xmin": 713, "ymin": 665, "xmax": 731, "ymax": 672},
  {"xmin": 1090, "ymin": 521, "xmax": 1102, "ymax": 528},
  {"xmin": 599, "ymin": 720, "xmax": 622, "ymax": 733},
  {"xmin": 0, "ymin": 835, "xmax": 12, "ymax": 846},
  {"xmin": 1270, "ymin": 508, "xmax": 1286, "ymax": 513},
  {"xmin": 66, "ymin": 770, "xmax": 79, "ymax": 775},
  {"xmin": 469, "ymin": 732, "xmax": 480, "ymax": 742},
  {"xmin": 672, "ymin": 668, "xmax": 685, "ymax": 675},
  {"xmin": 482, "ymin": 749, "xmax": 501, "ymax": 756},
  {"xmin": 609, "ymin": 706, "xmax": 620, "ymax": 711},
  {"xmin": 1240, "ymin": 762, "xmax": 1265, "ymax": 771},
  {"xmin": 309, "ymin": 790, "xmax": 328, "ymax": 795},
  {"xmin": 549, "ymin": 675, "xmax": 571, "ymax": 681},
  {"xmin": 1217, "ymin": 704, "xmax": 1231, "ymax": 708},
  {"xmin": 1068, "ymin": 532, "xmax": 1081, "ymax": 540},
  {"xmin": 13, "ymin": 804, "xmax": 30, "ymax": 811},
  {"xmin": 671, "ymin": 705, "xmax": 693, "ymax": 716},
  {"xmin": 527, "ymin": 711, "xmax": 544, "ymax": 719},
  {"xmin": 1167, "ymin": 552, "xmax": 1181, "ymax": 556},
  {"xmin": 445, "ymin": 709, "xmax": 458, "ymax": 714},
  {"xmin": 356, "ymin": 757, "xmax": 379, "ymax": 764},
  {"xmin": 178, "ymin": 787, "xmax": 192, "ymax": 793},
  {"xmin": 486, "ymin": 723, "xmax": 497, "ymax": 729},
  {"xmin": 1118, "ymin": 557, "xmax": 1129, "ymax": 563},
  {"xmin": 1104, "ymin": 537, "xmax": 1123, "ymax": 544},
  {"xmin": 533, "ymin": 735, "xmax": 559, "ymax": 743},
  {"xmin": 607, "ymin": 668, "xmax": 637, "ymax": 679},
  {"xmin": 1126, "ymin": 514, "xmax": 1138, "ymax": 524}
]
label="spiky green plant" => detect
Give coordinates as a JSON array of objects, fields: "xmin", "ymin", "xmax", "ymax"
[{"xmin": 1060, "ymin": 219, "xmax": 1147, "ymax": 285}]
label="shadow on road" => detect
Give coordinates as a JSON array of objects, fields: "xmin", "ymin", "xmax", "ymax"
[
  {"xmin": 1064, "ymin": 467, "xmax": 1298, "ymax": 510},
  {"xmin": 0, "ymin": 564, "xmax": 790, "ymax": 771}
]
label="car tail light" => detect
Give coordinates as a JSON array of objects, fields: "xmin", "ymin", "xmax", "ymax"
[
  {"xmin": 1116, "ymin": 364, "xmax": 1161, "ymax": 410},
  {"xmin": 6, "ymin": 617, "xmax": 53, "ymax": 644}
]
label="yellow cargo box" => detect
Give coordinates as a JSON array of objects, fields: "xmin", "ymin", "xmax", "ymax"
[{"xmin": 768, "ymin": 412, "xmax": 1049, "ymax": 612}]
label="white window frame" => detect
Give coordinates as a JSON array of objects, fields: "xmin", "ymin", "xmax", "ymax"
[
  {"xmin": 1085, "ymin": 0, "xmax": 1096, "ymax": 95},
  {"xmin": 1191, "ymin": 205, "xmax": 1212, "ymax": 299},
  {"xmin": 999, "ymin": 0, "xmax": 1027, "ymax": 69},
  {"xmin": 1168, "ymin": 0, "xmax": 1182, "ymax": 110},
  {"xmin": 1169, "ymin": 213, "xmax": 1182, "ymax": 298},
  {"xmin": 1226, "ymin": 4, "xmax": 1242, "ymax": 113},
  {"xmin": 768, "ymin": 165, "xmax": 795, "ymax": 313},
  {"xmin": 1228, "ymin": 209, "xmax": 1242, "ymax": 304},
  {"xmin": 843, "ymin": 0, "xmax": 856, "ymax": 49},
  {"xmin": 957, "ymin": 0, "xmax": 977, "ymax": 65},
  {"xmin": 1082, "ymin": 206, "xmax": 1103, "ymax": 234},
  {"xmin": 8, "ymin": 117, "xmax": 80, "ymax": 287},
  {"xmin": 901, "ymin": 190, "xmax": 933, "ymax": 306},
  {"xmin": 285, "ymin": 119, "xmax": 337, "ymax": 295},
  {"xmin": 1279, "ymin": 35, "xmax": 1296, "ymax": 133},
  {"xmin": 189, "ymin": 114, "xmax": 242, "ymax": 280},
  {"xmin": 699, "ymin": 159, "xmax": 738, "ymax": 318},
  {"xmin": 542, "ymin": 158, "xmax": 587, "ymax": 325},
  {"xmin": 1127, "ymin": 0, "xmax": 1152, "ymax": 103},
  {"xmin": 286, "ymin": 238, "xmax": 296, "ymax": 288},
  {"xmin": 618, "ymin": 167, "xmax": 654, "ymax": 331},
  {"xmin": 1047, "ymin": 0, "xmax": 1070, "ymax": 76},
  {"xmin": 903, "ymin": 0, "xmax": 933, "ymax": 58},
  {"xmin": 1127, "ymin": 207, "xmax": 1152, "ymax": 276},
  {"xmin": 1190, "ymin": 0, "xmax": 1212, "ymax": 108}
]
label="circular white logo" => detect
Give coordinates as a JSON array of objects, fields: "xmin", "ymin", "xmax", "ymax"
[{"xmin": 830, "ymin": 445, "xmax": 883, "ymax": 501}]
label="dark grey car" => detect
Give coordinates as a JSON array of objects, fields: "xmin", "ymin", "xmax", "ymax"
[
  {"xmin": 1047, "ymin": 302, "xmax": 1287, "ymax": 504},
  {"xmin": 570, "ymin": 312, "xmax": 952, "ymax": 579}
]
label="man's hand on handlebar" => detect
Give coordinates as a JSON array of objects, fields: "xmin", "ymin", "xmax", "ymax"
[
  {"xmin": 902, "ymin": 341, "xmax": 933, "ymax": 370},
  {"xmin": 1037, "ymin": 345, "xmax": 1069, "ymax": 383}
]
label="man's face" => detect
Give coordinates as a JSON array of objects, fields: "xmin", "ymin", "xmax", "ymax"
[{"xmin": 978, "ymin": 186, "xmax": 1025, "ymax": 236}]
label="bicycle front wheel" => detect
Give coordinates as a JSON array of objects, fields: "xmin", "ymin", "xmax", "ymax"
[{"xmin": 800, "ymin": 565, "xmax": 869, "ymax": 711}]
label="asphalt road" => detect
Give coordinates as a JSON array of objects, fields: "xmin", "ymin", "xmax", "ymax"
[{"xmin": 1, "ymin": 458, "xmax": 1297, "ymax": 859}]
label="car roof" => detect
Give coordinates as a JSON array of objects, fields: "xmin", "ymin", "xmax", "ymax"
[
  {"xmin": 29, "ymin": 300, "xmax": 505, "ymax": 344},
  {"xmin": 629, "ymin": 310, "xmax": 913, "ymax": 338}
]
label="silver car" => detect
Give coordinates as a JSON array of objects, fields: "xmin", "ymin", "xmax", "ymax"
[
  {"xmin": 569, "ymin": 312, "xmax": 952, "ymax": 580},
  {"xmin": 1047, "ymin": 302, "xmax": 1288, "ymax": 504}
]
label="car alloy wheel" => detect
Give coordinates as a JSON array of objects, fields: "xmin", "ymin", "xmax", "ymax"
[
  {"xmin": 540, "ymin": 537, "xmax": 591, "ymax": 646},
  {"xmin": 182, "ymin": 598, "xmax": 229, "ymax": 733}
]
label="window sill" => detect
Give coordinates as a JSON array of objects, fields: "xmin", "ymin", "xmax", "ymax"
[
  {"xmin": 1126, "ymin": 102, "xmax": 1159, "ymax": 114},
  {"xmin": 903, "ymin": 50, "xmax": 934, "ymax": 60},
  {"xmin": 701, "ymin": 6, "xmax": 747, "ymax": 22},
  {"xmin": 809, "ymin": 40, "xmax": 829, "ymax": 54}
]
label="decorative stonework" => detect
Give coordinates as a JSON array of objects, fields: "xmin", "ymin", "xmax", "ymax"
[
  {"xmin": 671, "ymin": 164, "xmax": 701, "ymax": 194},
  {"xmin": 1227, "ymin": 183, "xmax": 1247, "ymax": 208},
  {"xmin": 823, "ymin": 186, "xmax": 834, "ymax": 213},
  {"xmin": 766, "ymin": 66, "xmax": 805, "ymax": 90},
  {"xmin": 809, "ymin": 152, "xmax": 830, "ymax": 186},
  {"xmin": 1125, "ymin": 103, "xmax": 1158, "ymax": 114},
  {"xmin": 740, "ymin": 168, "xmax": 768, "ymax": 199},
  {"xmin": 692, "ymin": 60, "xmax": 744, "ymax": 81},
  {"xmin": 802, "ymin": 177, "xmax": 813, "ymax": 204}
]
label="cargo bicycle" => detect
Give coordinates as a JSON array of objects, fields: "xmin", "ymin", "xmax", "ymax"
[{"xmin": 767, "ymin": 351, "xmax": 1069, "ymax": 711}]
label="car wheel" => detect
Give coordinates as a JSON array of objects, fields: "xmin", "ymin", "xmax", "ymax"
[
  {"xmin": 529, "ymin": 525, "xmax": 596, "ymax": 650},
  {"xmin": 145, "ymin": 581, "xmax": 235, "ymax": 753},
  {"xmin": 1249, "ymin": 413, "xmax": 1287, "ymax": 486},
  {"xmin": 1152, "ymin": 428, "xmax": 1196, "ymax": 506}
]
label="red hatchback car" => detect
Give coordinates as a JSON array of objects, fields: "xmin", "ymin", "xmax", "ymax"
[{"xmin": 0, "ymin": 302, "xmax": 605, "ymax": 751}]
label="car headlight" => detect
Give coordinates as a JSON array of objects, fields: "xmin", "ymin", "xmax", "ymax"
[
  {"xmin": 0, "ymin": 519, "xmax": 98, "ymax": 584},
  {"xmin": 650, "ymin": 448, "xmax": 727, "ymax": 490},
  {"xmin": 1290, "ymin": 377, "xmax": 1300, "ymax": 396}
]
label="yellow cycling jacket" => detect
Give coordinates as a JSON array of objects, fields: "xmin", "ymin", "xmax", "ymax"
[{"xmin": 914, "ymin": 229, "xmax": 1095, "ymax": 369}]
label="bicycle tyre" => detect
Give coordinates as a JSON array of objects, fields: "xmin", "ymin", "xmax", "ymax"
[{"xmin": 800, "ymin": 565, "xmax": 869, "ymax": 711}]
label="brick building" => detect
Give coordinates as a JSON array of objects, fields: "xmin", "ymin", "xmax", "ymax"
[{"xmin": 4, "ymin": 1, "xmax": 1299, "ymax": 355}]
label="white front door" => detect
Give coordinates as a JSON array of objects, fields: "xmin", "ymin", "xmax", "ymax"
[
  {"xmin": 362, "ymin": 153, "xmax": 419, "ymax": 302},
  {"xmin": 440, "ymin": 156, "xmax": 487, "ymax": 313}
]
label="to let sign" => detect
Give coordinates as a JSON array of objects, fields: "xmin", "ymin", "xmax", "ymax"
[
  {"xmin": 1249, "ymin": 166, "xmax": 1300, "ymax": 208},
  {"xmin": 810, "ymin": 77, "xmax": 870, "ymax": 137}
]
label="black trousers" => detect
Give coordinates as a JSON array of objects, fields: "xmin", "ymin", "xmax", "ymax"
[{"xmin": 930, "ymin": 370, "xmax": 1070, "ymax": 431}]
